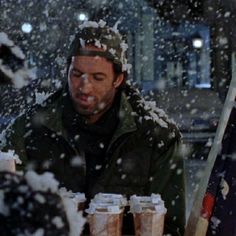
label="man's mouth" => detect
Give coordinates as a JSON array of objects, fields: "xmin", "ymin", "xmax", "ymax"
[{"xmin": 76, "ymin": 94, "xmax": 95, "ymax": 105}]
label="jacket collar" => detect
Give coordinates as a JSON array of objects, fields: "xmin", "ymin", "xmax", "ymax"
[{"xmin": 41, "ymin": 87, "xmax": 137, "ymax": 144}]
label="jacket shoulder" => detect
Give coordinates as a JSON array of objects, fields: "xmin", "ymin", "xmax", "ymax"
[{"xmin": 124, "ymin": 84, "xmax": 181, "ymax": 147}]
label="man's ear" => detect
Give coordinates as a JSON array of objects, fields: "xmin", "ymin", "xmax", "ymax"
[{"xmin": 113, "ymin": 73, "xmax": 124, "ymax": 88}]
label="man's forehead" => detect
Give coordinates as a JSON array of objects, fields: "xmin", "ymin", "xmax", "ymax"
[
  {"xmin": 72, "ymin": 55, "xmax": 110, "ymax": 66},
  {"xmin": 71, "ymin": 56, "xmax": 113, "ymax": 73}
]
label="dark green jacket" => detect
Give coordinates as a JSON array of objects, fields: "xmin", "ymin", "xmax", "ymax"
[{"xmin": 1, "ymin": 84, "xmax": 185, "ymax": 235}]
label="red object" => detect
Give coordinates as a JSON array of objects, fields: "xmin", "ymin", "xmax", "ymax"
[{"xmin": 201, "ymin": 193, "xmax": 215, "ymax": 220}]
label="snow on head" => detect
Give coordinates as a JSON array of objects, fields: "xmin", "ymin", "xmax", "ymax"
[{"xmin": 77, "ymin": 20, "xmax": 132, "ymax": 73}]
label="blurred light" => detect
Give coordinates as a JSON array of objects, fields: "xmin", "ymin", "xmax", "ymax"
[
  {"xmin": 21, "ymin": 23, "xmax": 32, "ymax": 33},
  {"xmin": 192, "ymin": 38, "xmax": 203, "ymax": 49},
  {"xmin": 192, "ymin": 32, "xmax": 203, "ymax": 49},
  {"xmin": 195, "ymin": 83, "xmax": 211, "ymax": 88},
  {"xmin": 77, "ymin": 12, "xmax": 88, "ymax": 21}
]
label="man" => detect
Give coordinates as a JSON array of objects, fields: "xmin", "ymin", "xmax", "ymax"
[{"xmin": 1, "ymin": 20, "xmax": 185, "ymax": 235}]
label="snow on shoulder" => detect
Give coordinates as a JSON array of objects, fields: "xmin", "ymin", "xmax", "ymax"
[{"xmin": 127, "ymin": 84, "xmax": 176, "ymax": 129}]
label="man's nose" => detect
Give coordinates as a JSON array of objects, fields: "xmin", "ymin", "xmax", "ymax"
[{"xmin": 79, "ymin": 74, "xmax": 92, "ymax": 93}]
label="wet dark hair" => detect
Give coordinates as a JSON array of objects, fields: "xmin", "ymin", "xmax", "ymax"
[{"xmin": 66, "ymin": 24, "xmax": 128, "ymax": 88}]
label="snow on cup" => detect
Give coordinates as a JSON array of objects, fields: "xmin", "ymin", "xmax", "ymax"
[
  {"xmin": 130, "ymin": 194, "xmax": 167, "ymax": 236},
  {"xmin": 59, "ymin": 188, "xmax": 86, "ymax": 211},
  {"xmin": 0, "ymin": 150, "xmax": 21, "ymax": 172},
  {"xmin": 73, "ymin": 192, "xmax": 86, "ymax": 211},
  {"xmin": 86, "ymin": 193, "xmax": 127, "ymax": 236},
  {"xmin": 92, "ymin": 193, "xmax": 127, "ymax": 208}
]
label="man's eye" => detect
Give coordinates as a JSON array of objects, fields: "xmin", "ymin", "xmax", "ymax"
[
  {"xmin": 94, "ymin": 76, "xmax": 104, "ymax": 81},
  {"xmin": 72, "ymin": 71, "xmax": 82, "ymax": 77}
]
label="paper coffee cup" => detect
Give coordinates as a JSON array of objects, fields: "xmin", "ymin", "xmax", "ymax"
[
  {"xmin": 133, "ymin": 210, "xmax": 165, "ymax": 236},
  {"xmin": 130, "ymin": 194, "xmax": 167, "ymax": 236},
  {"xmin": 86, "ymin": 202, "xmax": 124, "ymax": 236},
  {"xmin": 0, "ymin": 150, "xmax": 21, "ymax": 172}
]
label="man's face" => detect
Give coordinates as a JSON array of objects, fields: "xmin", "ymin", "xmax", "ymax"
[{"xmin": 67, "ymin": 46, "xmax": 124, "ymax": 123}]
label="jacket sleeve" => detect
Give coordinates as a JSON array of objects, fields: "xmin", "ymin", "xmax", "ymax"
[
  {"xmin": 0, "ymin": 115, "xmax": 28, "ymax": 169},
  {"xmin": 148, "ymin": 139, "xmax": 186, "ymax": 236}
]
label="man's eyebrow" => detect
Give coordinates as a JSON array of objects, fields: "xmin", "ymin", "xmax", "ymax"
[
  {"xmin": 93, "ymin": 72, "xmax": 106, "ymax": 77},
  {"xmin": 71, "ymin": 67, "xmax": 82, "ymax": 73},
  {"xmin": 72, "ymin": 67, "xmax": 106, "ymax": 77}
]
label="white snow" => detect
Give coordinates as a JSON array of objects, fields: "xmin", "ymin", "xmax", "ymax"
[
  {"xmin": 116, "ymin": 158, "xmax": 122, "ymax": 165},
  {"xmin": 79, "ymin": 38, "xmax": 85, "ymax": 48},
  {"xmin": 0, "ymin": 150, "xmax": 22, "ymax": 164},
  {"xmin": 62, "ymin": 195, "xmax": 86, "ymax": 236},
  {"xmin": 111, "ymin": 20, "xmax": 121, "ymax": 34},
  {"xmin": 91, "ymin": 193, "xmax": 127, "ymax": 207},
  {"xmin": 35, "ymin": 91, "xmax": 51, "ymax": 105},
  {"xmin": 0, "ymin": 32, "xmax": 14, "ymax": 46},
  {"xmin": 52, "ymin": 216, "xmax": 65, "ymax": 229},
  {"xmin": 25, "ymin": 171, "xmax": 59, "ymax": 193},
  {"xmin": 130, "ymin": 194, "xmax": 167, "ymax": 214},
  {"xmin": 94, "ymin": 39, "xmax": 102, "ymax": 48},
  {"xmin": 0, "ymin": 59, "xmax": 36, "ymax": 89},
  {"xmin": 79, "ymin": 21, "xmax": 99, "ymax": 29},
  {"xmin": 70, "ymin": 155, "xmax": 85, "ymax": 167},
  {"xmin": 141, "ymin": 100, "xmax": 169, "ymax": 128},
  {"xmin": 11, "ymin": 46, "xmax": 25, "ymax": 60},
  {"xmin": 77, "ymin": 20, "xmax": 132, "ymax": 73},
  {"xmin": 0, "ymin": 32, "xmax": 25, "ymax": 59},
  {"xmin": 95, "ymin": 165, "xmax": 102, "ymax": 170},
  {"xmin": 24, "ymin": 228, "xmax": 45, "ymax": 236},
  {"xmin": 34, "ymin": 193, "xmax": 46, "ymax": 204},
  {"xmin": 220, "ymin": 178, "xmax": 229, "ymax": 200},
  {"xmin": 98, "ymin": 20, "xmax": 106, "ymax": 28},
  {"xmin": 210, "ymin": 216, "xmax": 221, "ymax": 229}
]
